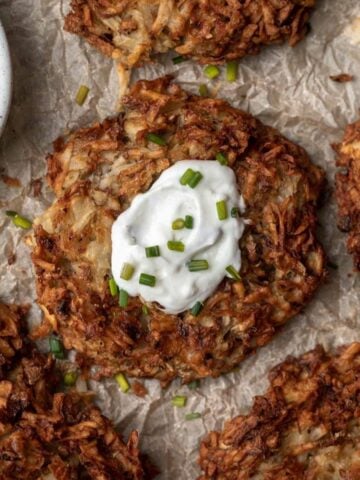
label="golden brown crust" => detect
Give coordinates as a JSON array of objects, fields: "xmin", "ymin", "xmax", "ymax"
[
  {"xmin": 30, "ymin": 76, "xmax": 326, "ymax": 384},
  {"xmin": 335, "ymin": 120, "xmax": 360, "ymax": 270},
  {"xmin": 198, "ymin": 343, "xmax": 360, "ymax": 479},
  {"xmin": 64, "ymin": 0, "xmax": 316, "ymax": 67},
  {"xmin": 0, "ymin": 302, "xmax": 146, "ymax": 480}
]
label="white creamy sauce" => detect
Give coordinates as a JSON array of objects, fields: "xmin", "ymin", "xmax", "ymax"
[{"xmin": 111, "ymin": 160, "xmax": 245, "ymax": 314}]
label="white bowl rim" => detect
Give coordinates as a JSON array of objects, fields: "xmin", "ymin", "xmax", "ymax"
[{"xmin": 0, "ymin": 19, "xmax": 12, "ymax": 136}]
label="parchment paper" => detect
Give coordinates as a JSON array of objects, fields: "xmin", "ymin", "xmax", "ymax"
[{"xmin": 1, "ymin": 1, "xmax": 360, "ymax": 478}]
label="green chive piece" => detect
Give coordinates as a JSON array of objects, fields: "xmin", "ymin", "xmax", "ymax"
[
  {"xmin": 49, "ymin": 336, "xmax": 62, "ymax": 353},
  {"xmin": 119, "ymin": 289, "xmax": 129, "ymax": 307},
  {"xmin": 5, "ymin": 210, "xmax": 17, "ymax": 217},
  {"xmin": 204, "ymin": 65, "xmax": 220, "ymax": 80},
  {"xmin": 180, "ymin": 168, "xmax": 195, "ymax": 185},
  {"xmin": 115, "ymin": 373, "xmax": 130, "ymax": 393},
  {"xmin": 172, "ymin": 218, "xmax": 185, "ymax": 230},
  {"xmin": 188, "ymin": 259, "xmax": 209, "ymax": 272},
  {"xmin": 172, "ymin": 55, "xmax": 186, "ymax": 64},
  {"xmin": 49, "ymin": 336, "xmax": 65, "ymax": 359},
  {"xmin": 188, "ymin": 171, "xmax": 203, "ymax": 188},
  {"xmin": 139, "ymin": 273, "xmax": 156, "ymax": 287},
  {"xmin": 146, "ymin": 133, "xmax": 166, "ymax": 146},
  {"xmin": 184, "ymin": 215, "xmax": 194, "ymax": 229},
  {"xmin": 191, "ymin": 301, "xmax": 203, "ymax": 316},
  {"xmin": 185, "ymin": 412, "xmax": 202, "ymax": 421},
  {"xmin": 188, "ymin": 380, "xmax": 200, "ymax": 390},
  {"xmin": 142, "ymin": 304, "xmax": 149, "ymax": 315},
  {"xmin": 172, "ymin": 395, "xmax": 187, "ymax": 408},
  {"xmin": 109, "ymin": 278, "xmax": 118, "ymax": 296},
  {"xmin": 231, "ymin": 207, "xmax": 239, "ymax": 218},
  {"xmin": 216, "ymin": 200, "xmax": 228, "ymax": 221},
  {"xmin": 226, "ymin": 61, "xmax": 238, "ymax": 82},
  {"xmin": 75, "ymin": 85, "xmax": 90, "ymax": 106},
  {"xmin": 145, "ymin": 245, "xmax": 161, "ymax": 258},
  {"xmin": 120, "ymin": 263, "xmax": 134, "ymax": 281},
  {"xmin": 199, "ymin": 84, "xmax": 208, "ymax": 97},
  {"xmin": 167, "ymin": 241, "xmax": 185, "ymax": 252},
  {"xmin": 64, "ymin": 371, "xmax": 78, "ymax": 386},
  {"xmin": 226, "ymin": 265, "xmax": 241, "ymax": 281},
  {"xmin": 11, "ymin": 214, "xmax": 32, "ymax": 229},
  {"xmin": 54, "ymin": 351, "xmax": 65, "ymax": 360},
  {"xmin": 216, "ymin": 152, "xmax": 228, "ymax": 165}
]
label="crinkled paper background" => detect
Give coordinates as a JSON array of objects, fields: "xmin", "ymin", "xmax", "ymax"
[{"xmin": 0, "ymin": 0, "xmax": 360, "ymax": 477}]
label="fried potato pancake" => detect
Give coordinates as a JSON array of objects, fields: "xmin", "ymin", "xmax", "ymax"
[
  {"xmin": 0, "ymin": 302, "xmax": 146, "ymax": 480},
  {"xmin": 30, "ymin": 77, "xmax": 325, "ymax": 384},
  {"xmin": 335, "ymin": 120, "xmax": 360, "ymax": 270},
  {"xmin": 64, "ymin": 0, "xmax": 316, "ymax": 67},
  {"xmin": 199, "ymin": 343, "xmax": 360, "ymax": 479}
]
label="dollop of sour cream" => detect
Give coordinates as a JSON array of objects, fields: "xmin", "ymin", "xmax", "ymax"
[{"xmin": 111, "ymin": 160, "xmax": 244, "ymax": 314}]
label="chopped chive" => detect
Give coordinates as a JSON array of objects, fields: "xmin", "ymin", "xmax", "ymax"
[
  {"xmin": 146, "ymin": 132, "xmax": 166, "ymax": 146},
  {"xmin": 188, "ymin": 171, "xmax": 203, "ymax": 188},
  {"xmin": 142, "ymin": 304, "xmax": 149, "ymax": 315},
  {"xmin": 167, "ymin": 240, "xmax": 185, "ymax": 252},
  {"xmin": 188, "ymin": 380, "xmax": 200, "ymax": 390},
  {"xmin": 139, "ymin": 273, "xmax": 156, "ymax": 287},
  {"xmin": 226, "ymin": 265, "xmax": 241, "ymax": 281},
  {"xmin": 226, "ymin": 61, "xmax": 238, "ymax": 82},
  {"xmin": 199, "ymin": 84, "xmax": 208, "ymax": 97},
  {"xmin": 120, "ymin": 263, "xmax": 135, "ymax": 281},
  {"xmin": 184, "ymin": 215, "xmax": 194, "ymax": 229},
  {"xmin": 145, "ymin": 245, "xmax": 161, "ymax": 258},
  {"xmin": 172, "ymin": 55, "xmax": 186, "ymax": 64},
  {"xmin": 49, "ymin": 336, "xmax": 62, "ymax": 353},
  {"xmin": 180, "ymin": 168, "xmax": 195, "ymax": 185},
  {"xmin": 109, "ymin": 278, "xmax": 118, "ymax": 296},
  {"xmin": 216, "ymin": 152, "xmax": 228, "ymax": 165},
  {"xmin": 119, "ymin": 289, "xmax": 129, "ymax": 307},
  {"xmin": 54, "ymin": 351, "xmax": 65, "ymax": 360},
  {"xmin": 172, "ymin": 218, "xmax": 185, "ymax": 230},
  {"xmin": 75, "ymin": 85, "xmax": 89, "ymax": 106},
  {"xmin": 64, "ymin": 371, "xmax": 78, "ymax": 386},
  {"xmin": 115, "ymin": 373, "xmax": 130, "ymax": 393},
  {"xmin": 5, "ymin": 210, "xmax": 17, "ymax": 217},
  {"xmin": 172, "ymin": 395, "xmax": 187, "ymax": 408},
  {"xmin": 11, "ymin": 214, "xmax": 32, "ymax": 229},
  {"xmin": 231, "ymin": 207, "xmax": 239, "ymax": 218},
  {"xmin": 49, "ymin": 336, "xmax": 65, "ymax": 359},
  {"xmin": 190, "ymin": 301, "xmax": 203, "ymax": 316},
  {"xmin": 188, "ymin": 259, "xmax": 209, "ymax": 272},
  {"xmin": 204, "ymin": 65, "xmax": 220, "ymax": 80},
  {"xmin": 328, "ymin": 261, "xmax": 338, "ymax": 270},
  {"xmin": 185, "ymin": 412, "xmax": 202, "ymax": 421},
  {"xmin": 216, "ymin": 200, "xmax": 228, "ymax": 221}
]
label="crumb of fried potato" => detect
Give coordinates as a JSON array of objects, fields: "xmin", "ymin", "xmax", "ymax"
[
  {"xmin": 330, "ymin": 73, "xmax": 354, "ymax": 83},
  {"xmin": 132, "ymin": 381, "xmax": 148, "ymax": 397},
  {"xmin": 1, "ymin": 174, "xmax": 21, "ymax": 187},
  {"xmin": 31, "ymin": 178, "xmax": 43, "ymax": 197}
]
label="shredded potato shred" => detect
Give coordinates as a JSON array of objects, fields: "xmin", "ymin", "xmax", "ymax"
[
  {"xmin": 65, "ymin": 0, "xmax": 316, "ymax": 94},
  {"xmin": 29, "ymin": 77, "xmax": 326, "ymax": 385},
  {"xmin": 199, "ymin": 343, "xmax": 360, "ymax": 479},
  {"xmin": 0, "ymin": 302, "xmax": 148, "ymax": 479},
  {"xmin": 335, "ymin": 120, "xmax": 360, "ymax": 270}
]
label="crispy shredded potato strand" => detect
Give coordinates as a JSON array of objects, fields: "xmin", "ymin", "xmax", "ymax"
[
  {"xmin": 335, "ymin": 119, "xmax": 360, "ymax": 270},
  {"xmin": 0, "ymin": 302, "xmax": 148, "ymax": 480},
  {"xmin": 65, "ymin": 0, "xmax": 316, "ymax": 78},
  {"xmin": 199, "ymin": 343, "xmax": 360, "ymax": 479},
  {"xmin": 31, "ymin": 77, "xmax": 325, "ymax": 385}
]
